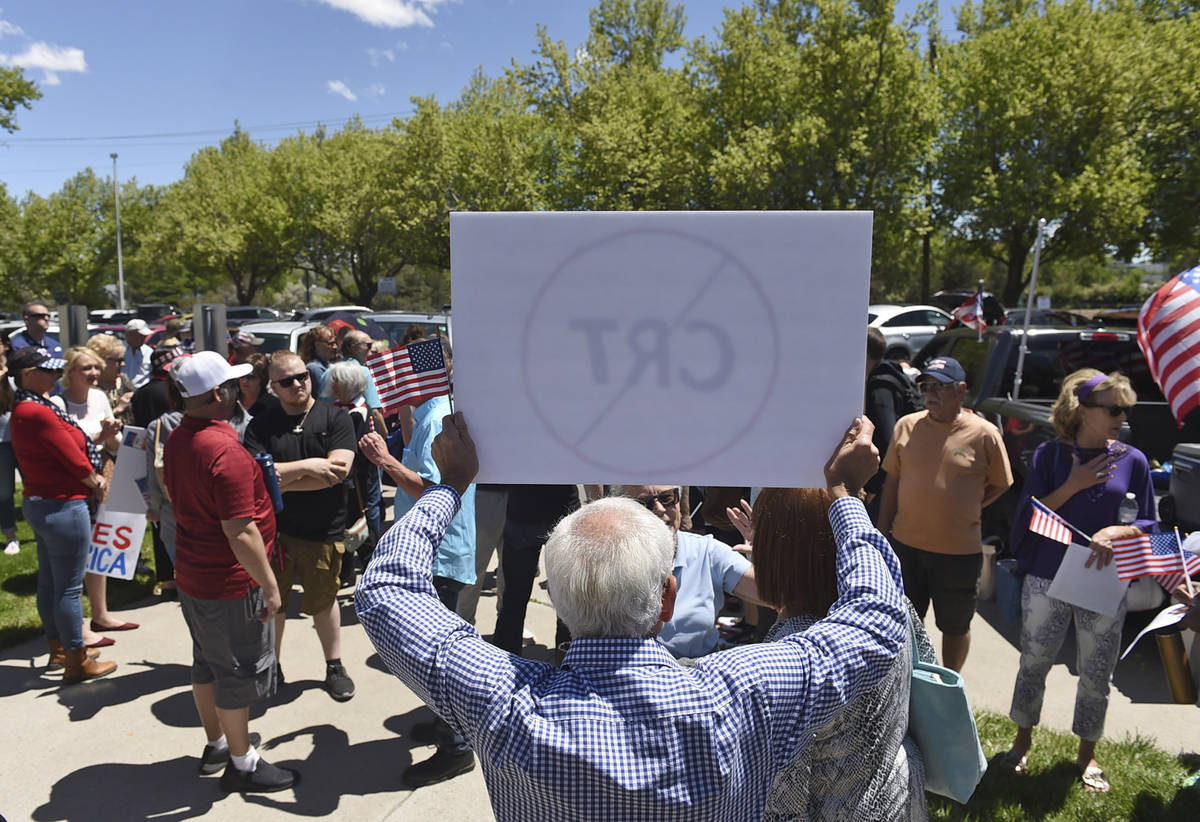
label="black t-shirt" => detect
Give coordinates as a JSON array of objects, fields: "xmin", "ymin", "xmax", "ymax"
[
  {"xmin": 132, "ymin": 378, "xmax": 171, "ymax": 428},
  {"xmin": 243, "ymin": 401, "xmax": 357, "ymax": 541}
]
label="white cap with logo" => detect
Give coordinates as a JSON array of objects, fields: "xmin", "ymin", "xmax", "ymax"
[{"xmin": 171, "ymin": 351, "xmax": 252, "ymax": 398}]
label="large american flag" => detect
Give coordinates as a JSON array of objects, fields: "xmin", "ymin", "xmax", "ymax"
[
  {"xmin": 1028, "ymin": 498, "xmax": 1075, "ymax": 545},
  {"xmin": 1111, "ymin": 531, "xmax": 1200, "ymax": 581},
  {"xmin": 367, "ymin": 338, "xmax": 450, "ymax": 415},
  {"xmin": 1137, "ymin": 265, "xmax": 1200, "ymax": 425}
]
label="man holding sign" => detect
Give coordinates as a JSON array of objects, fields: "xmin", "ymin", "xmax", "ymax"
[
  {"xmin": 357, "ymin": 413, "xmax": 905, "ymax": 820},
  {"xmin": 165, "ymin": 352, "xmax": 295, "ymax": 793}
]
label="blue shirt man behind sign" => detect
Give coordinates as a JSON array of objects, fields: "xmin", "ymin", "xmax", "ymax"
[
  {"xmin": 10, "ymin": 302, "xmax": 63, "ymax": 356},
  {"xmin": 356, "ymin": 413, "xmax": 905, "ymax": 820}
]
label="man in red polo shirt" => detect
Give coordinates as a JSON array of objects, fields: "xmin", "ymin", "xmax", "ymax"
[{"xmin": 165, "ymin": 351, "xmax": 296, "ymax": 794}]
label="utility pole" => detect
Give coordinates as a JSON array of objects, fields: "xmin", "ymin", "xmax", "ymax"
[{"xmin": 110, "ymin": 153, "xmax": 126, "ymax": 310}]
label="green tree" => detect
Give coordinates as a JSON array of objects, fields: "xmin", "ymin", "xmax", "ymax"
[
  {"xmin": 0, "ymin": 65, "xmax": 40, "ymax": 133},
  {"xmin": 935, "ymin": 0, "xmax": 1153, "ymax": 305},
  {"xmin": 0, "ymin": 183, "xmax": 22, "ymax": 306},
  {"xmin": 690, "ymin": 0, "xmax": 941, "ymax": 290},
  {"xmin": 159, "ymin": 127, "xmax": 290, "ymax": 305}
]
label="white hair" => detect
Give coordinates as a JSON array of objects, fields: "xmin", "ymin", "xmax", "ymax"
[
  {"xmin": 324, "ymin": 360, "xmax": 367, "ymax": 402},
  {"xmin": 543, "ymin": 497, "xmax": 675, "ymax": 638}
]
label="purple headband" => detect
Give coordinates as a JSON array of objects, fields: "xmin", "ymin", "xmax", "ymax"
[{"xmin": 1076, "ymin": 374, "xmax": 1106, "ymax": 401}]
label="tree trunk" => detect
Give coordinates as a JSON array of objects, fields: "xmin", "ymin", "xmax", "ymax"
[{"xmin": 1002, "ymin": 236, "xmax": 1030, "ymax": 307}]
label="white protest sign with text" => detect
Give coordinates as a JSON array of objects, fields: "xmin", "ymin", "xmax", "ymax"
[
  {"xmin": 451, "ymin": 211, "xmax": 872, "ymax": 486},
  {"xmin": 87, "ymin": 506, "xmax": 147, "ymax": 581},
  {"xmin": 105, "ymin": 426, "xmax": 148, "ymax": 514}
]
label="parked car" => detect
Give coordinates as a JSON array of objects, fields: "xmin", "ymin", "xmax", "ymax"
[
  {"xmin": 292, "ymin": 305, "xmax": 372, "ymax": 322},
  {"xmin": 930, "ymin": 289, "xmax": 1007, "ymax": 327},
  {"xmin": 88, "ymin": 309, "xmax": 137, "ymax": 325},
  {"xmin": 234, "ymin": 320, "xmax": 320, "ymax": 355},
  {"xmin": 867, "ymin": 304, "xmax": 952, "ymax": 361},
  {"xmin": 135, "ymin": 303, "xmax": 183, "ymax": 323},
  {"xmin": 366, "ymin": 311, "xmax": 450, "ymax": 344},
  {"xmin": 1004, "ymin": 308, "xmax": 1091, "ymax": 327},
  {"xmin": 1088, "ymin": 307, "xmax": 1141, "ymax": 329},
  {"xmin": 226, "ymin": 306, "xmax": 284, "ymax": 327}
]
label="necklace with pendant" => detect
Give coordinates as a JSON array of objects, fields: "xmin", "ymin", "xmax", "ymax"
[{"xmin": 292, "ymin": 404, "xmax": 312, "ymax": 435}]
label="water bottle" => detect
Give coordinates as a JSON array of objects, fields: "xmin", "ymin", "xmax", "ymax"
[
  {"xmin": 255, "ymin": 452, "xmax": 285, "ymax": 512},
  {"xmin": 1117, "ymin": 492, "xmax": 1138, "ymax": 525}
]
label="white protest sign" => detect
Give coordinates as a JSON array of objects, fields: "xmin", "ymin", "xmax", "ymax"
[
  {"xmin": 105, "ymin": 426, "xmax": 148, "ymax": 514},
  {"xmin": 1046, "ymin": 542, "xmax": 1130, "ymax": 617},
  {"xmin": 86, "ymin": 506, "xmax": 147, "ymax": 580},
  {"xmin": 451, "ymin": 211, "xmax": 873, "ymax": 486}
]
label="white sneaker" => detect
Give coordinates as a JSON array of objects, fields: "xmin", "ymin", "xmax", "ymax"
[{"xmin": 3, "ymin": 538, "xmax": 18, "ymax": 555}]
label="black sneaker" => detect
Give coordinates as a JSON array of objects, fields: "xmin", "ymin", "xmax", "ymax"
[
  {"xmin": 324, "ymin": 662, "xmax": 355, "ymax": 702},
  {"xmin": 402, "ymin": 748, "xmax": 475, "ymax": 788},
  {"xmin": 198, "ymin": 732, "xmax": 262, "ymax": 775},
  {"xmin": 218, "ymin": 757, "xmax": 298, "ymax": 793}
]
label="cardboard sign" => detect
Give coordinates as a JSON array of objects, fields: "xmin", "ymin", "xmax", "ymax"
[
  {"xmin": 105, "ymin": 426, "xmax": 148, "ymax": 514},
  {"xmin": 86, "ymin": 506, "xmax": 147, "ymax": 581},
  {"xmin": 451, "ymin": 211, "xmax": 873, "ymax": 486}
]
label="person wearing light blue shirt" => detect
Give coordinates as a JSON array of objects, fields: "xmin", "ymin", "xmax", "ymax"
[
  {"xmin": 618, "ymin": 485, "xmax": 758, "ymax": 659},
  {"xmin": 357, "ymin": 414, "xmax": 906, "ymax": 820}
]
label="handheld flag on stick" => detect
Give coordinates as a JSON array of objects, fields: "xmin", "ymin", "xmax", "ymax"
[
  {"xmin": 1154, "ymin": 528, "xmax": 1200, "ymax": 597},
  {"xmin": 1136, "ymin": 264, "xmax": 1200, "ymax": 426},
  {"xmin": 1111, "ymin": 531, "xmax": 1200, "ymax": 582},
  {"xmin": 367, "ymin": 338, "xmax": 451, "ymax": 417},
  {"xmin": 953, "ymin": 281, "xmax": 987, "ymax": 341},
  {"xmin": 1028, "ymin": 498, "xmax": 1087, "ymax": 545}
]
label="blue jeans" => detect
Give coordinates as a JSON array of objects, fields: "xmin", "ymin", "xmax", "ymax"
[
  {"xmin": 24, "ymin": 498, "xmax": 91, "ymax": 649},
  {"xmin": 0, "ymin": 441, "xmax": 17, "ymax": 534}
]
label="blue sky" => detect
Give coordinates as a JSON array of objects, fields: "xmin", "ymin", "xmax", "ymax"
[{"xmin": 0, "ymin": 0, "xmax": 943, "ymax": 200}]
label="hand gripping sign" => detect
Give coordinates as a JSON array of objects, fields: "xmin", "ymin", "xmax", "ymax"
[
  {"xmin": 451, "ymin": 211, "xmax": 873, "ymax": 487},
  {"xmin": 88, "ymin": 427, "xmax": 149, "ymax": 581}
]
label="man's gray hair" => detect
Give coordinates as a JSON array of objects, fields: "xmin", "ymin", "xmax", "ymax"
[
  {"xmin": 324, "ymin": 359, "xmax": 367, "ymax": 402},
  {"xmin": 543, "ymin": 497, "xmax": 675, "ymax": 639}
]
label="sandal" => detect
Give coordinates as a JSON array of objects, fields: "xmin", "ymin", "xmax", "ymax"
[
  {"xmin": 1002, "ymin": 748, "xmax": 1030, "ymax": 774},
  {"xmin": 1081, "ymin": 765, "xmax": 1111, "ymax": 793}
]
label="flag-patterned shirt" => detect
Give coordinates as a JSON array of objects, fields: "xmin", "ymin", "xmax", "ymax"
[{"xmin": 356, "ymin": 490, "xmax": 905, "ymax": 821}]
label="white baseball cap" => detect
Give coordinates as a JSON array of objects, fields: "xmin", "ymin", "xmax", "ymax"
[
  {"xmin": 171, "ymin": 351, "xmax": 252, "ymax": 397},
  {"xmin": 125, "ymin": 318, "xmax": 153, "ymax": 335}
]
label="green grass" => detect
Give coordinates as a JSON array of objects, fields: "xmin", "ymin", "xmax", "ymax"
[
  {"xmin": 931, "ymin": 712, "xmax": 1200, "ymax": 821},
  {"xmin": 0, "ymin": 489, "xmax": 156, "ymax": 649}
]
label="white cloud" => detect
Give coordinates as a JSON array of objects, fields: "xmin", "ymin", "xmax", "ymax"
[
  {"xmin": 366, "ymin": 46, "xmax": 395, "ymax": 66},
  {"xmin": 327, "ymin": 80, "xmax": 357, "ymax": 101},
  {"xmin": 1, "ymin": 41, "xmax": 87, "ymax": 86},
  {"xmin": 0, "ymin": 19, "xmax": 25, "ymax": 39},
  {"xmin": 315, "ymin": 0, "xmax": 450, "ymax": 29},
  {"xmin": 395, "ymin": 40, "xmax": 408, "ymax": 52},
  {"xmin": 367, "ymin": 82, "xmax": 386, "ymax": 97}
]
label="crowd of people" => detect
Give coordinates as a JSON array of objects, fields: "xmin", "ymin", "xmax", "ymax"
[{"xmin": 1, "ymin": 297, "xmax": 1194, "ymax": 816}]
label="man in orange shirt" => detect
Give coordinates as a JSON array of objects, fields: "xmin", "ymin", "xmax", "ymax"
[{"xmin": 878, "ymin": 356, "xmax": 1012, "ymax": 671}]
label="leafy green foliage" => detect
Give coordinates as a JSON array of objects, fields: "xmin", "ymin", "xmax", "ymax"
[{"xmin": 0, "ymin": 65, "xmax": 40, "ymax": 133}]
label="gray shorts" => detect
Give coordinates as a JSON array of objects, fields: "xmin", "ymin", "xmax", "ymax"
[{"xmin": 179, "ymin": 588, "xmax": 276, "ymax": 710}]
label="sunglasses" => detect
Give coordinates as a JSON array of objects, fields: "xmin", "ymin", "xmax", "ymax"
[
  {"xmin": 271, "ymin": 372, "xmax": 309, "ymax": 388},
  {"xmin": 918, "ymin": 381, "xmax": 957, "ymax": 394},
  {"xmin": 1082, "ymin": 402, "xmax": 1132, "ymax": 418},
  {"xmin": 634, "ymin": 489, "xmax": 680, "ymax": 511},
  {"xmin": 25, "ymin": 312, "xmax": 50, "ymax": 320}
]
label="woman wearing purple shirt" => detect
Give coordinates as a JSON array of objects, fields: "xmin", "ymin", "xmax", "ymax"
[{"xmin": 1004, "ymin": 370, "xmax": 1155, "ymax": 794}]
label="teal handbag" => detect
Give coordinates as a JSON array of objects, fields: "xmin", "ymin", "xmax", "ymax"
[{"xmin": 907, "ymin": 615, "xmax": 987, "ymax": 803}]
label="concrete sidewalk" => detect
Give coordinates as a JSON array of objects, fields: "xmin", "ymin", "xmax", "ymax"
[{"xmin": 4, "ymin": 554, "xmax": 1199, "ymax": 822}]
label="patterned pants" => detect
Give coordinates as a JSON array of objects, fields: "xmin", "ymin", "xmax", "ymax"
[{"xmin": 1009, "ymin": 574, "xmax": 1127, "ymax": 741}]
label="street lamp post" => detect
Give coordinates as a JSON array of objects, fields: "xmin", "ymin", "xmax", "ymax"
[{"xmin": 110, "ymin": 153, "xmax": 126, "ymax": 311}]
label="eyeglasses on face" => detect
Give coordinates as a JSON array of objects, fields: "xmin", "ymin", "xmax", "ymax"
[
  {"xmin": 25, "ymin": 312, "xmax": 50, "ymax": 320},
  {"xmin": 635, "ymin": 488, "xmax": 680, "ymax": 511},
  {"xmin": 918, "ymin": 381, "xmax": 957, "ymax": 394},
  {"xmin": 1082, "ymin": 402, "xmax": 1132, "ymax": 418},
  {"xmin": 271, "ymin": 372, "xmax": 309, "ymax": 388}
]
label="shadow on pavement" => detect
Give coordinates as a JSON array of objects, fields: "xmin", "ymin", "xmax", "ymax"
[
  {"xmin": 40, "ymin": 660, "xmax": 191, "ymax": 722},
  {"xmin": 150, "ymin": 674, "xmax": 316, "ymax": 728},
  {"xmin": 32, "ymin": 755, "xmax": 223, "ymax": 822}
]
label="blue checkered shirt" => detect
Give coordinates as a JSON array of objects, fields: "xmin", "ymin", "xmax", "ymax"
[{"xmin": 356, "ymin": 487, "xmax": 905, "ymax": 821}]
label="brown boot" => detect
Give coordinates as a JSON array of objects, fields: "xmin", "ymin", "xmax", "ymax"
[
  {"xmin": 63, "ymin": 647, "xmax": 117, "ymax": 683},
  {"xmin": 46, "ymin": 639, "xmax": 99, "ymax": 672}
]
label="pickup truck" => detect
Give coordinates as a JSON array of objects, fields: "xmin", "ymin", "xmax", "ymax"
[{"xmin": 913, "ymin": 325, "xmax": 1200, "ymax": 610}]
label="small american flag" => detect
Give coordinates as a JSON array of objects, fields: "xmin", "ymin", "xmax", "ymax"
[
  {"xmin": 1111, "ymin": 532, "xmax": 1200, "ymax": 581},
  {"xmin": 367, "ymin": 338, "xmax": 450, "ymax": 416},
  {"xmin": 1029, "ymin": 498, "xmax": 1075, "ymax": 545},
  {"xmin": 953, "ymin": 286, "xmax": 987, "ymax": 333},
  {"xmin": 1137, "ymin": 264, "xmax": 1200, "ymax": 425}
]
